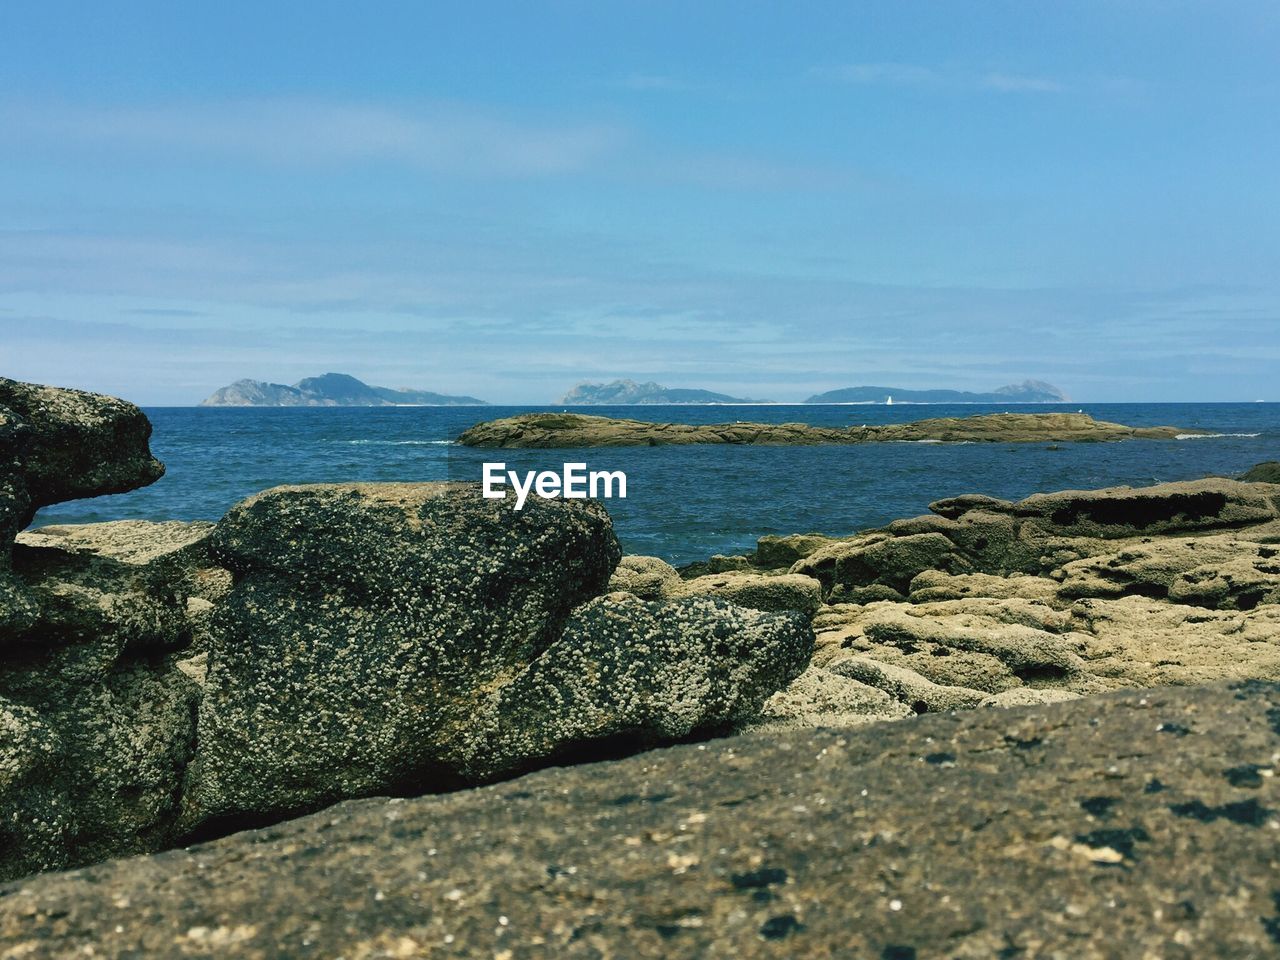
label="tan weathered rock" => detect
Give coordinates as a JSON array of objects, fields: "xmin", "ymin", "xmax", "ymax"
[
  {"xmin": 678, "ymin": 571, "xmax": 823, "ymax": 617},
  {"xmin": 793, "ymin": 531, "xmax": 966, "ymax": 593},
  {"xmin": 748, "ymin": 665, "xmax": 911, "ymax": 731},
  {"xmin": 908, "ymin": 569, "xmax": 1060, "ymax": 603},
  {"xmin": 753, "ymin": 532, "xmax": 842, "ymax": 568},
  {"xmin": 826, "ymin": 656, "xmax": 988, "ymax": 712},
  {"xmin": 1069, "ymin": 596, "xmax": 1280, "ymax": 688},
  {"xmin": 1054, "ymin": 532, "xmax": 1280, "ymax": 611},
  {"xmin": 979, "ymin": 688, "xmax": 1082, "ymax": 708},
  {"xmin": 606, "ymin": 554, "xmax": 682, "ymax": 600}
]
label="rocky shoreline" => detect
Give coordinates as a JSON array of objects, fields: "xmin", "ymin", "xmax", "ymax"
[
  {"xmin": 457, "ymin": 410, "xmax": 1196, "ymax": 447},
  {"xmin": 2, "ymin": 376, "xmax": 1278, "ymax": 957}
]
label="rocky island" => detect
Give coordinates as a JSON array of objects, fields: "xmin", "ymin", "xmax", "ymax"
[
  {"xmin": 458, "ymin": 410, "xmax": 1195, "ymax": 447},
  {"xmin": 806, "ymin": 377, "xmax": 1069, "ymax": 404},
  {"xmin": 561, "ymin": 378, "xmax": 761, "ymax": 404},
  {"xmin": 1, "ymin": 375, "xmax": 1278, "ymax": 957}
]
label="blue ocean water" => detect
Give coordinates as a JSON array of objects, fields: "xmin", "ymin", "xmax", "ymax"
[{"xmin": 32, "ymin": 403, "xmax": 1279, "ymax": 565}]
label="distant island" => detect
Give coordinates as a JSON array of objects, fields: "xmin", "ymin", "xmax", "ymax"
[
  {"xmin": 805, "ymin": 379, "xmax": 1067, "ymax": 404},
  {"xmin": 562, "ymin": 379, "xmax": 762, "ymax": 404},
  {"xmin": 200, "ymin": 373, "xmax": 487, "ymax": 407}
]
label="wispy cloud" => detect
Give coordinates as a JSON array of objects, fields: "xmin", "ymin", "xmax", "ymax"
[
  {"xmin": 980, "ymin": 72, "xmax": 1066, "ymax": 94},
  {"xmin": 813, "ymin": 63, "xmax": 941, "ymax": 87},
  {"xmin": 0, "ymin": 99, "xmax": 626, "ymax": 177},
  {"xmin": 813, "ymin": 62, "xmax": 1067, "ymax": 94},
  {"xmin": 618, "ymin": 73, "xmax": 688, "ymax": 92}
]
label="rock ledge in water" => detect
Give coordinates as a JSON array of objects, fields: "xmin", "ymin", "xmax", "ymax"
[{"xmin": 458, "ymin": 411, "xmax": 1195, "ymax": 447}]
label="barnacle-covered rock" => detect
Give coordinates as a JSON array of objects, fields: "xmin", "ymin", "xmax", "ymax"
[
  {"xmin": 463, "ymin": 593, "xmax": 813, "ymax": 778},
  {"xmin": 180, "ymin": 482, "xmax": 623, "ymax": 827}
]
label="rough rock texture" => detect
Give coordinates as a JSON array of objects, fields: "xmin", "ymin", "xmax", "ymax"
[
  {"xmin": 677, "ymin": 572, "xmax": 822, "ymax": 617},
  {"xmin": 1057, "ymin": 534, "xmax": 1280, "ymax": 609},
  {"xmin": 607, "ymin": 554, "xmax": 682, "ymax": 600},
  {"xmin": 0, "ymin": 387, "xmax": 188, "ymax": 880},
  {"xmin": 749, "ymin": 665, "xmax": 911, "ymax": 730},
  {"xmin": 752, "ymin": 532, "xmax": 841, "ymax": 569},
  {"xmin": 181, "ymin": 482, "xmax": 622, "ymax": 829},
  {"xmin": 0, "ymin": 380, "xmax": 165, "ymax": 643},
  {"xmin": 0, "ymin": 378, "xmax": 163, "ymax": 525},
  {"xmin": 771, "ymin": 476, "xmax": 1280, "ymax": 725},
  {"xmin": 609, "ymin": 557, "xmax": 823, "ymax": 616},
  {"xmin": 3, "ymin": 682, "xmax": 1278, "ymax": 959},
  {"xmin": 467, "ymin": 594, "xmax": 812, "ymax": 778},
  {"xmin": 458, "ymin": 410, "xmax": 1194, "ymax": 447},
  {"xmin": 0, "ymin": 529, "xmax": 207, "ymax": 881}
]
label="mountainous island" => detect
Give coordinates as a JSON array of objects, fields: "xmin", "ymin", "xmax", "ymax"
[
  {"xmin": 200, "ymin": 373, "xmax": 487, "ymax": 407},
  {"xmin": 805, "ymin": 379, "xmax": 1068, "ymax": 404},
  {"xmin": 562, "ymin": 379, "xmax": 761, "ymax": 404}
]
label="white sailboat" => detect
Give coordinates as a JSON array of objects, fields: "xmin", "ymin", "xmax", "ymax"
[{"xmin": 886, "ymin": 394, "xmax": 893, "ymax": 406}]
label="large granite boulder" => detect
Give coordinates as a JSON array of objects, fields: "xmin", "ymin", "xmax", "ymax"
[
  {"xmin": 2, "ymin": 473, "xmax": 814, "ymax": 880},
  {"xmin": 3, "ymin": 682, "xmax": 1276, "ymax": 959},
  {"xmin": 180, "ymin": 482, "xmax": 622, "ymax": 829}
]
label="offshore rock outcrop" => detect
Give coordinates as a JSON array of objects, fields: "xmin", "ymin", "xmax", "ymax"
[
  {"xmin": 3, "ymin": 682, "xmax": 1277, "ymax": 959},
  {"xmin": 458, "ymin": 410, "xmax": 1194, "ymax": 447}
]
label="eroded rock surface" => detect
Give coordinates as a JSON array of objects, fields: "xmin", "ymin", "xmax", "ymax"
[
  {"xmin": 2, "ymin": 682, "xmax": 1276, "ymax": 959},
  {"xmin": 469, "ymin": 593, "xmax": 811, "ymax": 778},
  {"xmin": 0, "ymin": 378, "xmax": 163, "ymax": 526},
  {"xmin": 756, "ymin": 476, "xmax": 1280, "ymax": 725},
  {"xmin": 610, "ymin": 556, "xmax": 823, "ymax": 616}
]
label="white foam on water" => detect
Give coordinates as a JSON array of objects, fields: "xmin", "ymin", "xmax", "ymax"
[
  {"xmin": 1174, "ymin": 432, "xmax": 1260, "ymax": 440},
  {"xmin": 338, "ymin": 439, "xmax": 454, "ymax": 446}
]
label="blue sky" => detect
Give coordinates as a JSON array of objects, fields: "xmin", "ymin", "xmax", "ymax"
[{"xmin": 1, "ymin": 1, "xmax": 1278, "ymax": 403}]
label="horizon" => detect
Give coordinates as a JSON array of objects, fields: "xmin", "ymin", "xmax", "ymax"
[
  {"xmin": 2, "ymin": 2, "xmax": 1279, "ymax": 403},
  {"xmin": 157, "ymin": 370, "xmax": 1280, "ymax": 408}
]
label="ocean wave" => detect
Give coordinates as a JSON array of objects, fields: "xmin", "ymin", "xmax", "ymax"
[
  {"xmin": 338, "ymin": 439, "xmax": 454, "ymax": 446},
  {"xmin": 1174, "ymin": 432, "xmax": 1261, "ymax": 440}
]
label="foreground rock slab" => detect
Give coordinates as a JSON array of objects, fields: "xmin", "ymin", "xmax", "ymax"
[
  {"xmin": 458, "ymin": 410, "xmax": 1193, "ymax": 447},
  {"xmin": 3, "ymin": 681, "xmax": 1277, "ymax": 959}
]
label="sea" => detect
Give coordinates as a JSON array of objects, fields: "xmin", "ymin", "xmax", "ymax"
[{"xmin": 31, "ymin": 403, "xmax": 1279, "ymax": 566}]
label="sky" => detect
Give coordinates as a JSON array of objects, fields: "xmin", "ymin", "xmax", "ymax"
[{"xmin": 1, "ymin": 1, "xmax": 1278, "ymax": 404}]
